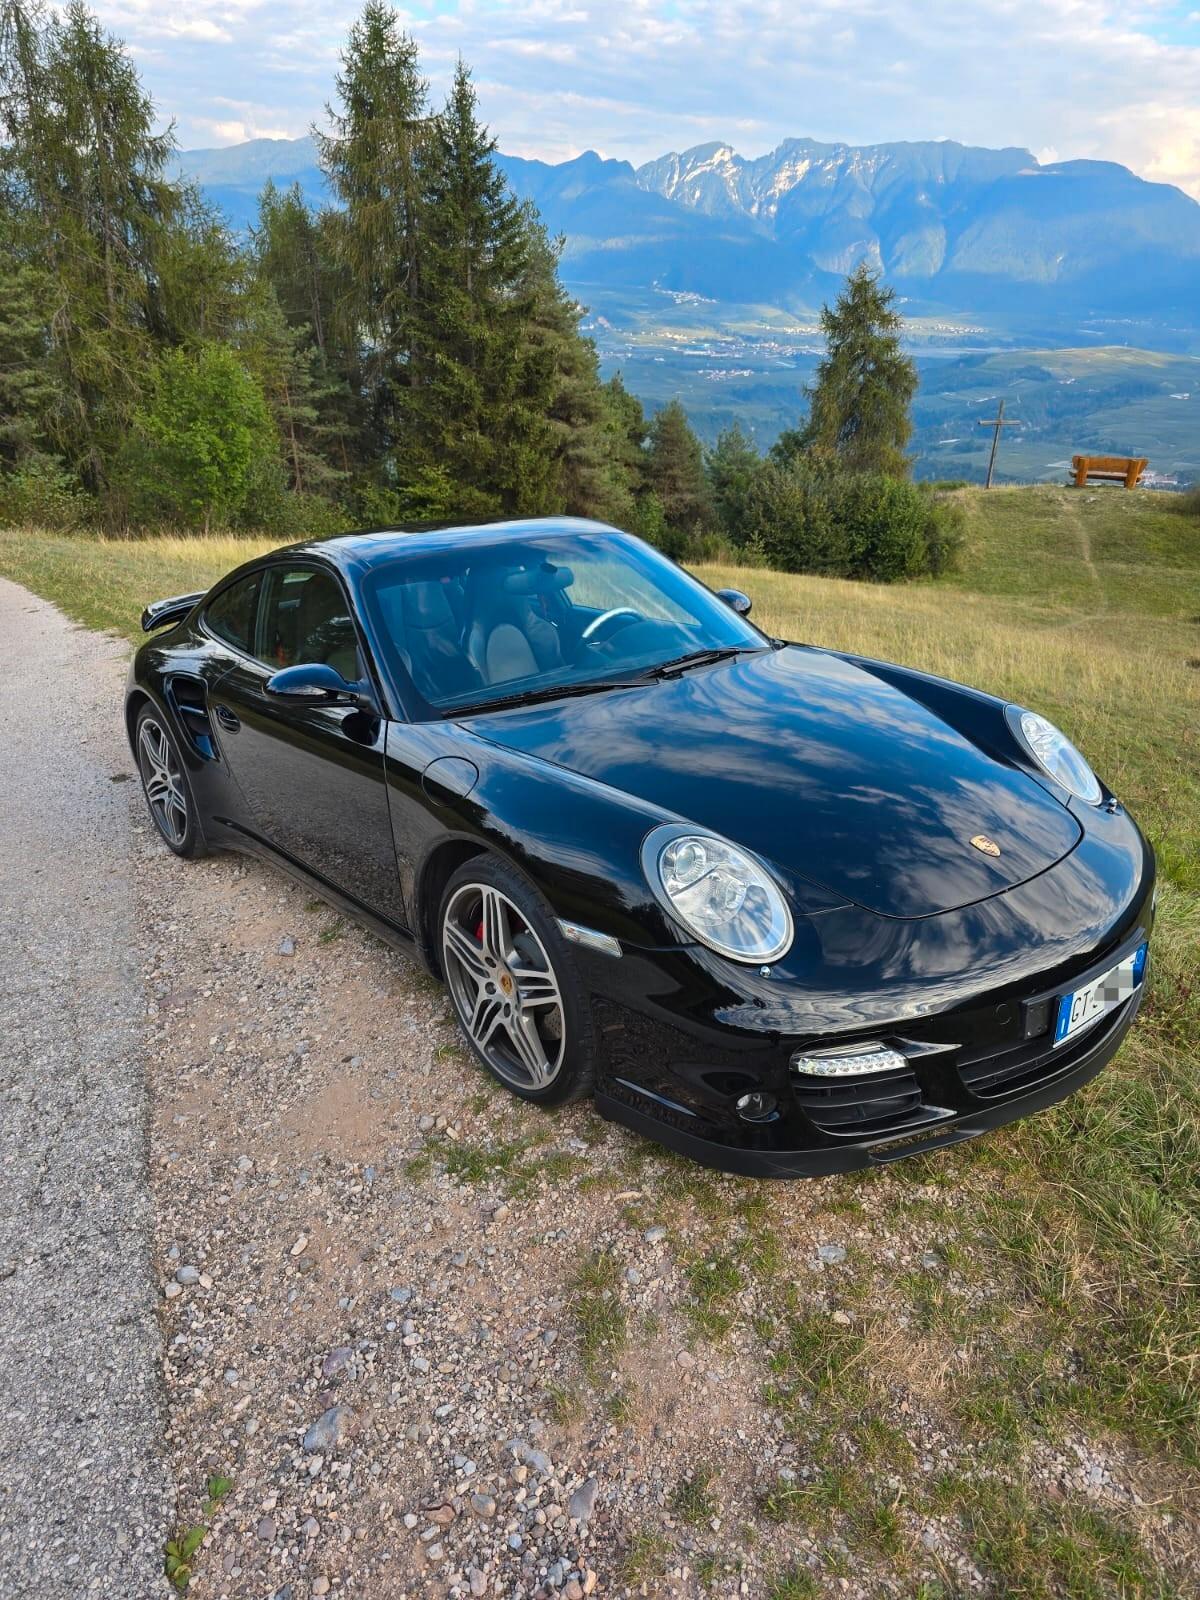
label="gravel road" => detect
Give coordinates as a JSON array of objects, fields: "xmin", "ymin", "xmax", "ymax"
[{"xmin": 0, "ymin": 580, "xmax": 172, "ymax": 1598}]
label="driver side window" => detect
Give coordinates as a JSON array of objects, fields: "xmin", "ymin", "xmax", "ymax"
[{"xmin": 259, "ymin": 567, "xmax": 361, "ymax": 681}]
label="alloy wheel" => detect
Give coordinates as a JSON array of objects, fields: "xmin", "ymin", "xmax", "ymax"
[
  {"xmin": 138, "ymin": 717, "xmax": 189, "ymax": 848},
  {"xmin": 441, "ymin": 883, "xmax": 565, "ymax": 1091}
]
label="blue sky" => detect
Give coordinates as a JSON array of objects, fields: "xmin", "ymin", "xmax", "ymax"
[{"xmin": 96, "ymin": 0, "xmax": 1200, "ymax": 197}]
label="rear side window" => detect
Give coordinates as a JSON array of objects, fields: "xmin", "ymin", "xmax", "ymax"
[{"xmin": 204, "ymin": 574, "xmax": 261, "ymax": 655}]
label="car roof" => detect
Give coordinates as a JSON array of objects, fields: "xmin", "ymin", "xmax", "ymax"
[{"xmin": 273, "ymin": 516, "xmax": 627, "ymax": 578}]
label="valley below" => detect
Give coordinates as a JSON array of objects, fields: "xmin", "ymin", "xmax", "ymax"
[{"xmin": 579, "ymin": 289, "xmax": 1200, "ymax": 483}]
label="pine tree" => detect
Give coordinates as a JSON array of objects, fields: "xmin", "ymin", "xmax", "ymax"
[
  {"xmin": 152, "ymin": 187, "xmax": 242, "ymax": 345},
  {"xmin": 0, "ymin": 0, "xmax": 52, "ymax": 222},
  {"xmin": 403, "ymin": 59, "xmax": 539, "ymax": 513},
  {"xmin": 237, "ymin": 282, "xmax": 344, "ymax": 497},
  {"xmin": 645, "ymin": 399, "xmax": 713, "ymax": 544},
  {"xmin": 0, "ymin": 0, "xmax": 179, "ymax": 492},
  {"xmin": 251, "ymin": 181, "xmax": 361, "ymax": 477},
  {"xmin": 514, "ymin": 220, "xmax": 630, "ymax": 520},
  {"xmin": 0, "ymin": 251, "xmax": 59, "ymax": 465},
  {"xmin": 315, "ymin": 2, "xmax": 428, "ymax": 450},
  {"xmin": 601, "ymin": 373, "xmax": 648, "ymax": 521},
  {"xmin": 252, "ymin": 182, "xmax": 336, "ymax": 353},
  {"xmin": 801, "ymin": 262, "xmax": 917, "ymax": 478},
  {"xmin": 706, "ymin": 422, "xmax": 761, "ymax": 544}
]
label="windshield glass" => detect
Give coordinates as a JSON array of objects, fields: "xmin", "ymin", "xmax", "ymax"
[{"xmin": 359, "ymin": 530, "xmax": 766, "ymax": 717}]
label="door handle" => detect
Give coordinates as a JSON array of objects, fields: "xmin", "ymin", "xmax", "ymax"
[{"xmin": 213, "ymin": 703, "xmax": 240, "ymax": 732}]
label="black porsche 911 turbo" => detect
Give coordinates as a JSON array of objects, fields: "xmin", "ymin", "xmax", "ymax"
[{"xmin": 127, "ymin": 517, "xmax": 1154, "ymax": 1176}]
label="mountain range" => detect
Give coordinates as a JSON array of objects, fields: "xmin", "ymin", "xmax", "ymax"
[{"xmin": 174, "ymin": 133, "xmax": 1200, "ymax": 320}]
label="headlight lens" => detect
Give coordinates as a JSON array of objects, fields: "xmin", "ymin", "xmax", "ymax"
[
  {"xmin": 1015, "ymin": 709, "xmax": 1103, "ymax": 805},
  {"xmin": 643, "ymin": 826, "xmax": 793, "ymax": 962}
]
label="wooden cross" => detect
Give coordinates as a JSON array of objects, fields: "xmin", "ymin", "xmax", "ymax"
[{"xmin": 977, "ymin": 398, "xmax": 1023, "ymax": 488}]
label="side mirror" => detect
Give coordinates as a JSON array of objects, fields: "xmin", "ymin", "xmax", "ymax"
[
  {"xmin": 716, "ymin": 587, "xmax": 752, "ymax": 618},
  {"xmin": 267, "ymin": 662, "xmax": 369, "ymax": 704}
]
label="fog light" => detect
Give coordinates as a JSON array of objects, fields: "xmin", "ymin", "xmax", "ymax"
[
  {"xmin": 736, "ymin": 1091, "xmax": 778, "ymax": 1123},
  {"xmin": 791, "ymin": 1042, "xmax": 908, "ymax": 1077}
]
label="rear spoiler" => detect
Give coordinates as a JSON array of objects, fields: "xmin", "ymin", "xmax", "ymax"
[{"xmin": 140, "ymin": 591, "xmax": 205, "ymax": 633}]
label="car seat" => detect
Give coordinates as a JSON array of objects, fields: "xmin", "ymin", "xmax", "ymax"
[
  {"xmin": 400, "ymin": 580, "xmax": 481, "ymax": 701},
  {"xmin": 466, "ymin": 565, "xmax": 572, "ymax": 684}
]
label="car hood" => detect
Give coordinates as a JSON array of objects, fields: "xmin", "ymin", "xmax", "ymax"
[{"xmin": 459, "ymin": 646, "xmax": 1083, "ymax": 920}]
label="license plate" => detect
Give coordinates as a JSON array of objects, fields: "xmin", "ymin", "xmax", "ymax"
[{"xmin": 1054, "ymin": 942, "xmax": 1148, "ymax": 1048}]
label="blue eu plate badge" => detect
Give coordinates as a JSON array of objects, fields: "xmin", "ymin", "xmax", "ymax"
[{"xmin": 1054, "ymin": 942, "xmax": 1148, "ymax": 1048}]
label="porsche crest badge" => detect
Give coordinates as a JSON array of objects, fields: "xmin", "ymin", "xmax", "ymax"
[{"xmin": 970, "ymin": 834, "xmax": 1001, "ymax": 857}]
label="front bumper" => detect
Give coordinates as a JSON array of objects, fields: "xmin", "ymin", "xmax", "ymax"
[
  {"xmin": 596, "ymin": 976, "xmax": 1143, "ymax": 1176},
  {"xmin": 575, "ymin": 786, "xmax": 1154, "ymax": 1177}
]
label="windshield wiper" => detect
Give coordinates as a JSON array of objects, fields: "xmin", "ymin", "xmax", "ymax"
[
  {"xmin": 444, "ymin": 647, "xmax": 760, "ymax": 717},
  {"xmin": 445, "ymin": 675, "xmax": 650, "ymax": 717},
  {"xmin": 642, "ymin": 645, "xmax": 759, "ymax": 680}
]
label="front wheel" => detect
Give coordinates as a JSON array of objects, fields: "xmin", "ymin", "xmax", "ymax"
[
  {"xmin": 135, "ymin": 706, "xmax": 207, "ymax": 859},
  {"xmin": 438, "ymin": 857, "xmax": 596, "ymax": 1106}
]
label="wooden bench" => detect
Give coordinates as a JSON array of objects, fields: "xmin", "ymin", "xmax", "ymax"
[{"xmin": 1072, "ymin": 454, "xmax": 1147, "ymax": 489}]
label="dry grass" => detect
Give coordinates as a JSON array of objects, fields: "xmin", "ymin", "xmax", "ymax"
[{"xmin": 0, "ymin": 529, "xmax": 277, "ymax": 642}]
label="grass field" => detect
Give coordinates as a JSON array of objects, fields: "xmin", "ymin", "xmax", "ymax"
[{"xmin": 2, "ymin": 486, "xmax": 1199, "ymax": 1593}]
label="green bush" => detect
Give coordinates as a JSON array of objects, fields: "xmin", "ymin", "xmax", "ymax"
[
  {"xmin": 0, "ymin": 457, "xmax": 94, "ymax": 530},
  {"xmin": 741, "ymin": 460, "xmax": 962, "ymax": 581},
  {"xmin": 632, "ymin": 492, "xmax": 680, "ymax": 557},
  {"xmin": 1174, "ymin": 484, "xmax": 1200, "ymax": 519},
  {"xmin": 346, "ymin": 468, "xmax": 500, "ymax": 530},
  {"xmin": 920, "ymin": 485, "xmax": 966, "ymax": 575},
  {"xmin": 836, "ymin": 474, "xmax": 930, "ymax": 579},
  {"xmin": 744, "ymin": 462, "xmax": 831, "ymax": 573},
  {"xmin": 238, "ymin": 458, "xmax": 353, "ymax": 540},
  {"xmin": 123, "ymin": 344, "xmax": 275, "ymax": 531}
]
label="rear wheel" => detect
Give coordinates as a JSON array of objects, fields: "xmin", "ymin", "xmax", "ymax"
[
  {"xmin": 438, "ymin": 857, "xmax": 596, "ymax": 1105},
  {"xmin": 135, "ymin": 706, "xmax": 207, "ymax": 858}
]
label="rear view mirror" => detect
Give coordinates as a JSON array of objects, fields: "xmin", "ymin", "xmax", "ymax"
[{"xmin": 716, "ymin": 587, "xmax": 752, "ymax": 617}]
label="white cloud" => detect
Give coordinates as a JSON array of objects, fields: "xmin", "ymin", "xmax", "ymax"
[
  {"xmin": 492, "ymin": 37, "xmax": 579, "ymax": 63},
  {"xmin": 191, "ymin": 116, "xmax": 298, "ymax": 142},
  {"xmin": 81, "ymin": 0, "xmax": 1200, "ymax": 198}
]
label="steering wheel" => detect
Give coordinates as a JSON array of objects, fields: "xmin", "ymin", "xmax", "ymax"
[{"xmin": 581, "ymin": 607, "xmax": 640, "ymax": 642}]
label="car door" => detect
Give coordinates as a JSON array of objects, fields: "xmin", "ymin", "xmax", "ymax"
[{"xmin": 208, "ymin": 560, "xmax": 407, "ymax": 928}]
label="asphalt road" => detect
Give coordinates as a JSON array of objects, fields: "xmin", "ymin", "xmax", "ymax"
[{"xmin": 0, "ymin": 580, "xmax": 171, "ymax": 1597}]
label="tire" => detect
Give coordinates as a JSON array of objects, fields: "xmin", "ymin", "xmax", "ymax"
[
  {"xmin": 134, "ymin": 705, "xmax": 208, "ymax": 859},
  {"xmin": 438, "ymin": 855, "xmax": 597, "ymax": 1106}
]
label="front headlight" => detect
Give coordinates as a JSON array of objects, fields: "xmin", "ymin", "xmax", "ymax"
[
  {"xmin": 641, "ymin": 824, "xmax": 793, "ymax": 963},
  {"xmin": 1012, "ymin": 708, "xmax": 1103, "ymax": 806}
]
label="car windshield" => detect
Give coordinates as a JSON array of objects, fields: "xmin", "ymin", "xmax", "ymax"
[{"xmin": 358, "ymin": 529, "xmax": 767, "ymax": 717}]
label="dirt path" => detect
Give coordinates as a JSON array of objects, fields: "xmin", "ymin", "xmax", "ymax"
[
  {"xmin": 1061, "ymin": 488, "xmax": 1107, "ymax": 608},
  {"xmin": 0, "ymin": 580, "xmax": 172, "ymax": 1598}
]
